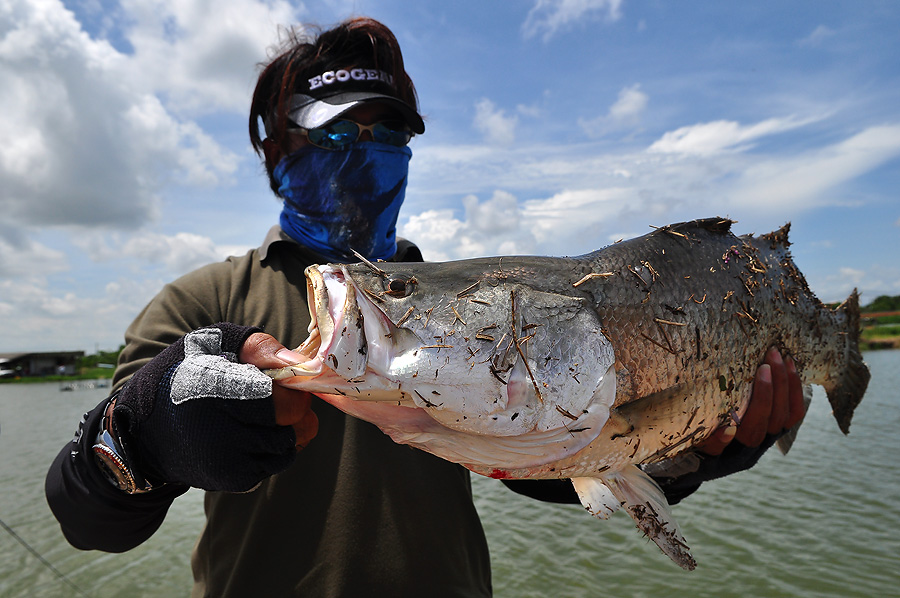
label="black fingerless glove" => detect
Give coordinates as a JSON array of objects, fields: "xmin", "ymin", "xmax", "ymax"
[
  {"xmin": 111, "ymin": 323, "xmax": 297, "ymax": 492},
  {"xmin": 502, "ymin": 434, "xmax": 781, "ymax": 506},
  {"xmin": 646, "ymin": 433, "xmax": 781, "ymax": 504}
]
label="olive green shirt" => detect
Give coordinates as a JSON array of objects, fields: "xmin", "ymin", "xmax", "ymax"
[{"xmin": 114, "ymin": 228, "xmax": 493, "ymax": 597}]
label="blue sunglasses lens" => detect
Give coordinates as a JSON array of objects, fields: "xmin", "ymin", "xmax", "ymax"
[
  {"xmin": 305, "ymin": 120, "xmax": 411, "ymax": 150},
  {"xmin": 306, "ymin": 120, "xmax": 358, "ymax": 150},
  {"xmin": 371, "ymin": 122, "xmax": 412, "ymax": 147}
]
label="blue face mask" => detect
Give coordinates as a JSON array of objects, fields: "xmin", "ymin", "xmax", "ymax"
[{"xmin": 275, "ymin": 142, "xmax": 412, "ymax": 262}]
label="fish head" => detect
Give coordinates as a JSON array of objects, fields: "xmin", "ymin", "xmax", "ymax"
[{"xmin": 270, "ymin": 256, "xmax": 617, "ymax": 466}]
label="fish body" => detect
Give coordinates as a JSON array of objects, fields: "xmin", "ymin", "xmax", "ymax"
[{"xmin": 269, "ymin": 218, "xmax": 869, "ymax": 569}]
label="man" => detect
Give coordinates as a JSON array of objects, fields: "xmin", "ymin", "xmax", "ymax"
[{"xmin": 46, "ymin": 17, "xmax": 803, "ymax": 597}]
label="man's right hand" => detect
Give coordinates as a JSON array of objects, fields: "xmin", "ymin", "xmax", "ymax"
[
  {"xmin": 111, "ymin": 324, "xmax": 319, "ymax": 493},
  {"xmin": 239, "ymin": 332, "xmax": 319, "ymax": 450}
]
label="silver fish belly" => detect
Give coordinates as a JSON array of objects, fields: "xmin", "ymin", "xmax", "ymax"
[{"xmin": 268, "ymin": 217, "xmax": 869, "ymax": 570}]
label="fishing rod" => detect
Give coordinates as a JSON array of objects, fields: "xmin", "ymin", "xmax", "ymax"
[{"xmin": 0, "ymin": 516, "xmax": 91, "ymax": 598}]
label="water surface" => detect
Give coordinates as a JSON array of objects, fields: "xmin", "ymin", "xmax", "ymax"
[{"xmin": 1, "ymin": 351, "xmax": 898, "ymax": 597}]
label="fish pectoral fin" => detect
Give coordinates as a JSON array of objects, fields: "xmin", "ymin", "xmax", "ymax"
[
  {"xmin": 776, "ymin": 384, "xmax": 813, "ymax": 455},
  {"xmin": 571, "ymin": 477, "xmax": 619, "ymax": 519},
  {"xmin": 601, "ymin": 465, "xmax": 697, "ymax": 571}
]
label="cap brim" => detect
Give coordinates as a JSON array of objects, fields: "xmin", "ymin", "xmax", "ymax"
[{"xmin": 287, "ymin": 92, "xmax": 425, "ymax": 134}]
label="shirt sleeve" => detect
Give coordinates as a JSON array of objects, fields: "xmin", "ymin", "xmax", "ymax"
[
  {"xmin": 500, "ymin": 433, "xmax": 780, "ymax": 506},
  {"xmin": 45, "ymin": 399, "xmax": 189, "ymax": 552},
  {"xmin": 44, "ymin": 266, "xmax": 228, "ymax": 552}
]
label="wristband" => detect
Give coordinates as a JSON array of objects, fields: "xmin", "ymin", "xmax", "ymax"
[{"xmin": 92, "ymin": 393, "xmax": 162, "ymax": 494}]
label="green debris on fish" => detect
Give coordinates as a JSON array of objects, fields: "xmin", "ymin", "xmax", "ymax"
[{"xmin": 267, "ymin": 217, "xmax": 869, "ymax": 570}]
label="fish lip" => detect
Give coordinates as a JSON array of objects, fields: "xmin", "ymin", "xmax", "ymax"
[
  {"xmin": 274, "ymin": 266, "xmax": 335, "ymax": 376},
  {"xmin": 305, "ymin": 265, "xmax": 334, "ymax": 348}
]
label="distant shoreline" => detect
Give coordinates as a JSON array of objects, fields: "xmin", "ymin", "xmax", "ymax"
[{"xmin": 0, "ymin": 372, "xmax": 114, "ymax": 385}]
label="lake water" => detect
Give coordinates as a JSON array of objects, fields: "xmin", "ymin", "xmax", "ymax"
[{"xmin": 1, "ymin": 351, "xmax": 898, "ymax": 597}]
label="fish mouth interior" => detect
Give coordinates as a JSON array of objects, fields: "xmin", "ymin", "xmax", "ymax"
[{"xmin": 288, "ymin": 265, "xmax": 342, "ymax": 374}]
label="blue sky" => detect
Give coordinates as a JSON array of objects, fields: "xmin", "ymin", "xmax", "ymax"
[{"xmin": 1, "ymin": 0, "xmax": 898, "ymax": 352}]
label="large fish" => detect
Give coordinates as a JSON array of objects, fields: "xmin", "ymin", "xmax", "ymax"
[{"xmin": 268, "ymin": 217, "xmax": 869, "ymax": 569}]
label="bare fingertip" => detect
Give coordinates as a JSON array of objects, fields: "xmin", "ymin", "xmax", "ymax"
[
  {"xmin": 276, "ymin": 348, "xmax": 304, "ymax": 364},
  {"xmin": 757, "ymin": 363, "xmax": 772, "ymax": 383}
]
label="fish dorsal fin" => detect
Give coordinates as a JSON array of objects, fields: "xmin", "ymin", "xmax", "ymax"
[
  {"xmin": 759, "ymin": 221, "xmax": 792, "ymax": 248},
  {"xmin": 659, "ymin": 217, "xmax": 734, "ymax": 238},
  {"xmin": 601, "ymin": 465, "xmax": 697, "ymax": 570}
]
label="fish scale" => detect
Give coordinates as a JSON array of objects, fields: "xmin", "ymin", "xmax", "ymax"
[{"xmin": 268, "ymin": 217, "xmax": 869, "ymax": 570}]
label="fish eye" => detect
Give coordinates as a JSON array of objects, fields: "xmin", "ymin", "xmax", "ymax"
[{"xmin": 383, "ymin": 273, "xmax": 417, "ymax": 298}]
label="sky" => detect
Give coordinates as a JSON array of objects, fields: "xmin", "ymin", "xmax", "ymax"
[{"xmin": 1, "ymin": 0, "xmax": 898, "ymax": 353}]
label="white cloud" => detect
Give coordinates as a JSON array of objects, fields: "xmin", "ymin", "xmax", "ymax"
[
  {"xmin": 0, "ymin": 276, "xmax": 165, "ymax": 351},
  {"xmin": 523, "ymin": 0, "xmax": 623, "ymax": 41},
  {"xmin": 473, "ymin": 98, "xmax": 518, "ymax": 145},
  {"xmin": 399, "ymin": 209, "xmax": 473, "ymax": 262},
  {"xmin": 0, "ymin": 0, "xmax": 242, "ymax": 229},
  {"xmin": 838, "ymin": 267, "xmax": 865, "ymax": 285},
  {"xmin": 123, "ymin": 0, "xmax": 302, "ymax": 115},
  {"xmin": 399, "ymin": 192, "xmax": 538, "ymax": 261},
  {"xmin": 74, "ymin": 231, "xmax": 251, "ymax": 276},
  {"xmin": 815, "ymin": 264, "xmax": 900, "ymax": 304},
  {"xmin": 728, "ymin": 125, "xmax": 900, "ymax": 211},
  {"xmin": 407, "ymin": 118, "xmax": 900, "ymax": 261},
  {"xmin": 520, "ymin": 188, "xmax": 632, "ymax": 252},
  {"xmin": 121, "ymin": 232, "xmax": 247, "ymax": 274},
  {"xmin": 648, "ymin": 116, "xmax": 817, "ymax": 156},
  {"xmin": 0, "ymin": 229, "xmax": 69, "ymax": 277},
  {"xmin": 798, "ymin": 25, "xmax": 836, "ymax": 47},
  {"xmin": 462, "ymin": 190, "xmax": 520, "ymax": 234},
  {"xmin": 400, "ymin": 186, "xmax": 635, "ymax": 260},
  {"xmin": 579, "ymin": 84, "xmax": 648, "ymax": 138}
]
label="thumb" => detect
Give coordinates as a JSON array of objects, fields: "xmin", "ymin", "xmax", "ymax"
[{"xmin": 239, "ymin": 332, "xmax": 304, "ymax": 369}]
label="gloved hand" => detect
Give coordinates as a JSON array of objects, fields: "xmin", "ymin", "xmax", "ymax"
[
  {"xmin": 111, "ymin": 323, "xmax": 317, "ymax": 492},
  {"xmin": 648, "ymin": 346, "xmax": 807, "ymax": 502}
]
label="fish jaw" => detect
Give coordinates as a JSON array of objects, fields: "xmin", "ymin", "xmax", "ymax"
[{"xmin": 267, "ymin": 264, "xmax": 415, "ymax": 397}]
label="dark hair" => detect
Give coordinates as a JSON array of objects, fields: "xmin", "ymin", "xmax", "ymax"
[{"xmin": 249, "ymin": 17, "xmax": 419, "ymax": 192}]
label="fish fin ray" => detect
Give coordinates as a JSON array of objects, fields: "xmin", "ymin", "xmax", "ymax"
[
  {"xmin": 610, "ymin": 383, "xmax": 694, "ymax": 432},
  {"xmin": 505, "ymin": 355, "xmax": 533, "ymax": 409},
  {"xmin": 571, "ymin": 477, "xmax": 619, "ymax": 520},
  {"xmin": 601, "ymin": 465, "xmax": 696, "ymax": 570},
  {"xmin": 776, "ymin": 384, "xmax": 813, "ymax": 455}
]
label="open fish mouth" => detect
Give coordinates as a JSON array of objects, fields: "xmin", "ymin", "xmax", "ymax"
[
  {"xmin": 274, "ymin": 264, "xmax": 367, "ymax": 379},
  {"xmin": 269, "ymin": 265, "xmax": 412, "ymax": 392}
]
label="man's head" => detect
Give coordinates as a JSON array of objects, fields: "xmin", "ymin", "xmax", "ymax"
[{"xmin": 250, "ymin": 18, "xmax": 423, "ymax": 194}]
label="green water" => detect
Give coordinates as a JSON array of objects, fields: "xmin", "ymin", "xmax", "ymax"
[{"xmin": 1, "ymin": 351, "xmax": 898, "ymax": 597}]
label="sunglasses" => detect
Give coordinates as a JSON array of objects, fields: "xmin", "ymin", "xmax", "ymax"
[{"xmin": 293, "ymin": 119, "xmax": 412, "ymax": 151}]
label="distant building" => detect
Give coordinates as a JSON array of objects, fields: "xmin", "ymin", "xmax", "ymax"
[{"xmin": 0, "ymin": 351, "xmax": 85, "ymax": 378}]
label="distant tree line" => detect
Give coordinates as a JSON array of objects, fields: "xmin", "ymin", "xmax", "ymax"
[
  {"xmin": 77, "ymin": 346, "xmax": 124, "ymax": 369},
  {"xmin": 860, "ymin": 295, "xmax": 900, "ymax": 313}
]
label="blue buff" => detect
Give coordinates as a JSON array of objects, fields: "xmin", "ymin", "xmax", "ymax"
[{"xmin": 275, "ymin": 142, "xmax": 411, "ymax": 262}]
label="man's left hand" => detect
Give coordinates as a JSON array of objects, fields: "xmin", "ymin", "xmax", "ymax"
[{"xmin": 700, "ymin": 346, "xmax": 805, "ymax": 456}]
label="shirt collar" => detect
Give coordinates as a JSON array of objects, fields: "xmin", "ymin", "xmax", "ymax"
[{"xmin": 258, "ymin": 225, "xmax": 293, "ymax": 261}]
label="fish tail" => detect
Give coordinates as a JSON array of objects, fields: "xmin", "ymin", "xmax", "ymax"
[{"xmin": 824, "ymin": 289, "xmax": 870, "ymax": 434}]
